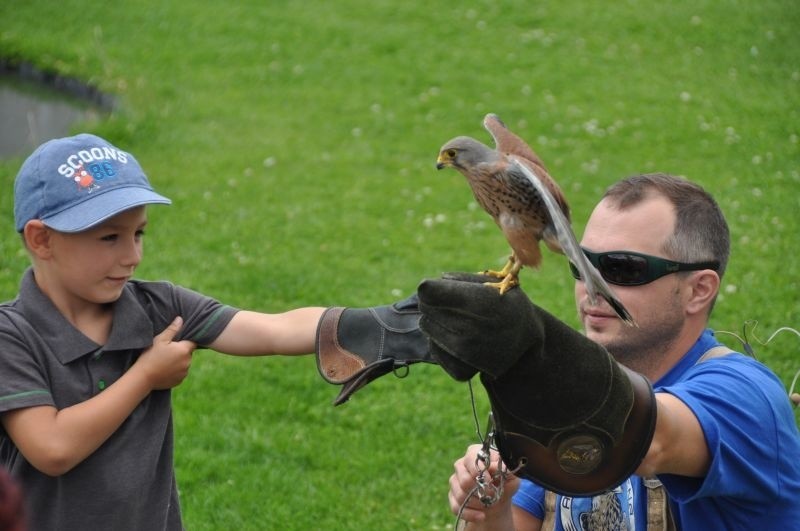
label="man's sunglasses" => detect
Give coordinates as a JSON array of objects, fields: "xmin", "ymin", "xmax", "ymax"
[{"xmin": 569, "ymin": 248, "xmax": 720, "ymax": 286}]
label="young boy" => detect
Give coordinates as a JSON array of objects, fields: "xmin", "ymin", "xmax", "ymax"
[{"xmin": 0, "ymin": 133, "xmax": 332, "ymax": 530}]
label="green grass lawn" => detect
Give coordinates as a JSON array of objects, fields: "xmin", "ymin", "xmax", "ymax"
[{"xmin": 1, "ymin": 0, "xmax": 798, "ymax": 528}]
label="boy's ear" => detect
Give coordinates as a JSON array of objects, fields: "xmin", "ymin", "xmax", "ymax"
[{"xmin": 23, "ymin": 220, "xmax": 54, "ymax": 259}]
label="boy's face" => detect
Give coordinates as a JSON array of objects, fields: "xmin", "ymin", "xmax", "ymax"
[{"xmin": 44, "ymin": 206, "xmax": 148, "ymax": 305}]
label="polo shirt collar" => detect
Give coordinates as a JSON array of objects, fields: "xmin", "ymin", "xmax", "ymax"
[{"xmin": 17, "ymin": 268, "xmax": 154, "ymax": 364}]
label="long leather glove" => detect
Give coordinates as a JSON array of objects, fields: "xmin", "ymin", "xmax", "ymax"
[{"xmin": 417, "ymin": 273, "xmax": 657, "ymax": 496}]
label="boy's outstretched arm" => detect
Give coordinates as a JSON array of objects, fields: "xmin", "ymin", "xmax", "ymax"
[
  {"xmin": 208, "ymin": 308, "xmax": 326, "ymax": 356},
  {"xmin": 0, "ymin": 317, "xmax": 195, "ymax": 477}
]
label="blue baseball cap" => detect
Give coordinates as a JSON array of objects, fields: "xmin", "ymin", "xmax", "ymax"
[{"xmin": 14, "ymin": 133, "xmax": 171, "ymax": 233}]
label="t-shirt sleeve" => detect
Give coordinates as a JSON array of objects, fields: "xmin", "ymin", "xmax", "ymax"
[
  {"xmin": 512, "ymin": 478, "xmax": 546, "ymax": 519},
  {"xmin": 132, "ymin": 281, "xmax": 239, "ymax": 347},
  {"xmin": 0, "ymin": 312, "xmax": 55, "ymax": 415},
  {"xmin": 656, "ymin": 355, "xmax": 795, "ymax": 504}
]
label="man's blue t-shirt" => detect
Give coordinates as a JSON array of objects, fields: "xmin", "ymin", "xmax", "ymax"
[{"xmin": 512, "ymin": 329, "xmax": 800, "ymax": 529}]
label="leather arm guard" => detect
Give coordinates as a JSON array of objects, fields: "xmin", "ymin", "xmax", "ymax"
[
  {"xmin": 315, "ymin": 294, "xmax": 433, "ymax": 405},
  {"xmin": 417, "ymin": 274, "xmax": 657, "ymax": 496}
]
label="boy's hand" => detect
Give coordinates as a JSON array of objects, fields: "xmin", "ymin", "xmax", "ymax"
[{"xmin": 136, "ymin": 317, "xmax": 196, "ymax": 390}]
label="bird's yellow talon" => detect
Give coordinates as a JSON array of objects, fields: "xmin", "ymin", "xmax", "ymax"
[
  {"xmin": 482, "ymin": 256, "xmax": 516, "ymax": 279},
  {"xmin": 483, "ymin": 274, "xmax": 519, "ymax": 295}
]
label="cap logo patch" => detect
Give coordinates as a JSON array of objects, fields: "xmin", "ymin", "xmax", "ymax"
[{"xmin": 57, "ymin": 146, "xmax": 130, "ymax": 193}]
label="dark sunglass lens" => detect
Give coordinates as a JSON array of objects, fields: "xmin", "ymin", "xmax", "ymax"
[
  {"xmin": 569, "ymin": 261, "xmax": 581, "ymax": 280},
  {"xmin": 599, "ymin": 253, "xmax": 649, "ymax": 284}
]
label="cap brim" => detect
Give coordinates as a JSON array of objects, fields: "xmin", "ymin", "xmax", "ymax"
[
  {"xmin": 41, "ymin": 186, "xmax": 171, "ymax": 233},
  {"xmin": 492, "ymin": 366, "xmax": 657, "ymax": 496}
]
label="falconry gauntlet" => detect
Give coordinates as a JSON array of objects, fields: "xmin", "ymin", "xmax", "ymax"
[
  {"xmin": 315, "ymin": 294, "xmax": 434, "ymax": 405},
  {"xmin": 417, "ymin": 273, "xmax": 657, "ymax": 496}
]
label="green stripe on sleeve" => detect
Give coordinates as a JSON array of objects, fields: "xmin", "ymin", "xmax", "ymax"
[{"xmin": 0, "ymin": 389, "xmax": 51, "ymax": 402}]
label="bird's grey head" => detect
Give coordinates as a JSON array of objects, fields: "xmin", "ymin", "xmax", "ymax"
[{"xmin": 436, "ymin": 136, "xmax": 497, "ymax": 171}]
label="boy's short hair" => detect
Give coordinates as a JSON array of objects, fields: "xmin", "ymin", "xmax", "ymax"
[{"xmin": 14, "ymin": 134, "xmax": 171, "ymax": 233}]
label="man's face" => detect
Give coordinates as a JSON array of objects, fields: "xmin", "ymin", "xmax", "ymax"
[{"xmin": 575, "ymin": 195, "xmax": 686, "ymax": 371}]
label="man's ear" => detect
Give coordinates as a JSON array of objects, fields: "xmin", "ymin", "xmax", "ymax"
[
  {"xmin": 685, "ymin": 270, "xmax": 720, "ymax": 316},
  {"xmin": 23, "ymin": 220, "xmax": 54, "ymax": 259}
]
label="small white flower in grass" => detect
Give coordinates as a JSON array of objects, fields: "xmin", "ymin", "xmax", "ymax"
[
  {"xmin": 752, "ymin": 155, "xmax": 762, "ymax": 165},
  {"xmin": 750, "ymin": 46, "xmax": 759, "ymax": 57},
  {"xmin": 680, "ymin": 91, "xmax": 691, "ymax": 102},
  {"xmin": 690, "ymin": 15, "xmax": 702, "ymax": 25},
  {"xmin": 752, "ymin": 188, "xmax": 763, "ymax": 197},
  {"xmin": 263, "ymin": 156, "xmax": 276, "ymax": 168},
  {"xmin": 391, "ymin": 288, "xmax": 403, "ymax": 298},
  {"xmin": 581, "ymin": 159, "xmax": 600, "ymax": 174},
  {"xmin": 724, "ymin": 284, "xmax": 737, "ymax": 294},
  {"xmin": 351, "ymin": 128, "xmax": 362, "ymax": 137}
]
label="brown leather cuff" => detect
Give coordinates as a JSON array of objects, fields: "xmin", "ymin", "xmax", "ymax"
[
  {"xmin": 316, "ymin": 307, "xmax": 367, "ymax": 384},
  {"xmin": 315, "ymin": 296, "xmax": 432, "ymax": 405},
  {"xmin": 492, "ymin": 366, "xmax": 657, "ymax": 496}
]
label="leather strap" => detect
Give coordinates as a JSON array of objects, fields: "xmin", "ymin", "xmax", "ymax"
[
  {"xmin": 643, "ymin": 477, "xmax": 676, "ymax": 531},
  {"xmin": 541, "ymin": 490, "xmax": 557, "ymax": 531}
]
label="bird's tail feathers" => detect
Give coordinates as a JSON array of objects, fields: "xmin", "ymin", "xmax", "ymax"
[{"xmin": 582, "ymin": 263, "xmax": 637, "ymax": 327}]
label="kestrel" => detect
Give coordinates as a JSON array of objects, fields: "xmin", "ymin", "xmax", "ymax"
[{"xmin": 436, "ymin": 113, "xmax": 634, "ymax": 325}]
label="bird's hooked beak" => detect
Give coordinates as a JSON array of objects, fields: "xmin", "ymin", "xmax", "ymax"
[{"xmin": 436, "ymin": 150, "xmax": 454, "ymax": 170}]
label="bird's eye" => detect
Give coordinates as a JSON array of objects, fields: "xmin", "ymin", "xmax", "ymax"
[{"xmin": 447, "ymin": 149, "xmax": 457, "ymax": 158}]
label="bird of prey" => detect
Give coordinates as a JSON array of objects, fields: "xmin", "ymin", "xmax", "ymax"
[{"xmin": 436, "ymin": 113, "xmax": 634, "ymax": 326}]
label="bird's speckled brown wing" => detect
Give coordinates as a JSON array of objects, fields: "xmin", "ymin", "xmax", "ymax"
[
  {"xmin": 483, "ymin": 114, "xmax": 570, "ymax": 224},
  {"xmin": 508, "ymin": 156, "xmax": 634, "ymax": 325}
]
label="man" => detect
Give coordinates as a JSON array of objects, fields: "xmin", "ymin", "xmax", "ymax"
[
  {"xmin": 315, "ymin": 173, "xmax": 800, "ymax": 528},
  {"xmin": 430, "ymin": 174, "xmax": 800, "ymax": 529}
]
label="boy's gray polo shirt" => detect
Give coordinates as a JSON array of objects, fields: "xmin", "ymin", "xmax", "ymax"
[{"xmin": 0, "ymin": 268, "xmax": 238, "ymax": 531}]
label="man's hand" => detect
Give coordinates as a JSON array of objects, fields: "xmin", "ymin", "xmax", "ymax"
[
  {"xmin": 135, "ymin": 316, "xmax": 196, "ymax": 390},
  {"xmin": 448, "ymin": 444, "xmax": 520, "ymax": 527},
  {"xmin": 417, "ymin": 272, "xmax": 541, "ymax": 380}
]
